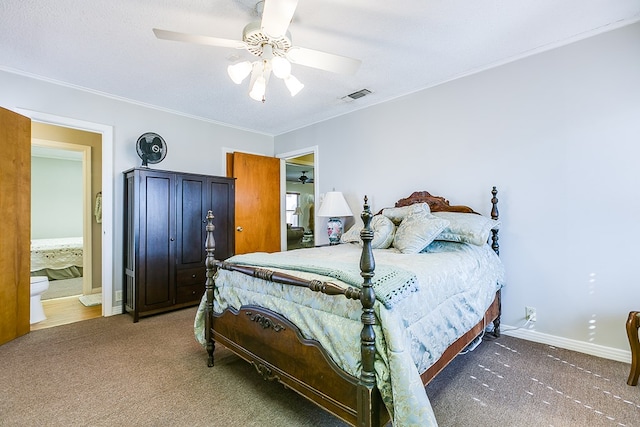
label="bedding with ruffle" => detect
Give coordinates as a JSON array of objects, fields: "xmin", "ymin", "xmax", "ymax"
[{"xmin": 30, "ymin": 237, "xmax": 83, "ymax": 275}]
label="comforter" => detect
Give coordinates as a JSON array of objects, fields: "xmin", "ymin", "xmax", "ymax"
[{"xmin": 195, "ymin": 241, "xmax": 505, "ymax": 426}]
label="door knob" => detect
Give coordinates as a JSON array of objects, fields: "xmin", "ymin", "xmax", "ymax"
[{"xmin": 236, "ymin": 226, "xmax": 243, "ymax": 232}]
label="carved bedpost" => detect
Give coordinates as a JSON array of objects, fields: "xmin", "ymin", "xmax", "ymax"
[
  {"xmin": 490, "ymin": 187, "xmax": 501, "ymax": 338},
  {"xmin": 357, "ymin": 196, "xmax": 380, "ymax": 427},
  {"xmin": 490, "ymin": 186, "xmax": 499, "ymax": 256},
  {"xmin": 205, "ymin": 210, "xmax": 216, "ymax": 367}
]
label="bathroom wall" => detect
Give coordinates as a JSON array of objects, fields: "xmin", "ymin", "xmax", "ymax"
[{"xmin": 31, "ymin": 156, "xmax": 83, "ymax": 238}]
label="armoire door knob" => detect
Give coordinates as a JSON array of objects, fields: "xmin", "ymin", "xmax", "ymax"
[{"xmin": 236, "ymin": 226, "xmax": 243, "ymax": 232}]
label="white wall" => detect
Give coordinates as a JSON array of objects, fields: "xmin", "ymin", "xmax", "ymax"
[
  {"xmin": 275, "ymin": 23, "xmax": 640, "ymax": 356},
  {"xmin": 0, "ymin": 70, "xmax": 274, "ymax": 312},
  {"xmin": 31, "ymin": 156, "xmax": 83, "ymax": 239}
]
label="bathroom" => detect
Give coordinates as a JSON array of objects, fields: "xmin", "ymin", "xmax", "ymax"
[{"xmin": 29, "ymin": 124, "xmax": 103, "ymax": 330}]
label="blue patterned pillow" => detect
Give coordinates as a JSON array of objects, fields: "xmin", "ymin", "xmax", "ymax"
[
  {"xmin": 393, "ymin": 211, "xmax": 449, "ymax": 254},
  {"xmin": 432, "ymin": 211, "xmax": 500, "ymax": 246}
]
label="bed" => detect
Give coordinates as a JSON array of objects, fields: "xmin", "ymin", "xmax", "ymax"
[
  {"xmin": 194, "ymin": 187, "xmax": 503, "ymax": 426},
  {"xmin": 30, "ymin": 237, "xmax": 84, "ymax": 280}
]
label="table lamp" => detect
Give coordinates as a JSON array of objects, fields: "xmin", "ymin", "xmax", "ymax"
[{"xmin": 317, "ymin": 191, "xmax": 353, "ymax": 245}]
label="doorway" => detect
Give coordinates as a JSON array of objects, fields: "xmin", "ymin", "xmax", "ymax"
[
  {"xmin": 278, "ymin": 147, "xmax": 318, "ymax": 249},
  {"xmin": 18, "ymin": 109, "xmax": 115, "ymax": 322},
  {"xmin": 29, "ymin": 126, "xmax": 101, "ymax": 330}
]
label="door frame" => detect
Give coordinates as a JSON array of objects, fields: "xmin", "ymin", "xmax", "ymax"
[
  {"xmin": 31, "ymin": 138, "xmax": 93, "ymax": 296},
  {"xmin": 17, "ymin": 109, "xmax": 114, "ymax": 316},
  {"xmin": 277, "ymin": 146, "xmax": 319, "ymax": 248}
]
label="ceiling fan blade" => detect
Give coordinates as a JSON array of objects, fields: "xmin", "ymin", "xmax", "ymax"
[
  {"xmin": 261, "ymin": 0, "xmax": 298, "ymax": 37},
  {"xmin": 153, "ymin": 28, "xmax": 246, "ymax": 49},
  {"xmin": 287, "ymin": 47, "xmax": 362, "ymax": 75}
]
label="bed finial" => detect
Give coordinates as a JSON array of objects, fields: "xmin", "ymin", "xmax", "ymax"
[{"xmin": 490, "ymin": 187, "xmax": 499, "ymax": 256}]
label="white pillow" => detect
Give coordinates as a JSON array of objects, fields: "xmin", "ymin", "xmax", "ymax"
[
  {"xmin": 340, "ymin": 218, "xmax": 362, "ymax": 244},
  {"xmin": 340, "ymin": 214, "xmax": 396, "ymax": 249},
  {"xmin": 431, "ymin": 211, "xmax": 500, "ymax": 246},
  {"xmin": 381, "ymin": 203, "xmax": 430, "ymax": 225},
  {"xmin": 393, "ymin": 211, "xmax": 449, "ymax": 254}
]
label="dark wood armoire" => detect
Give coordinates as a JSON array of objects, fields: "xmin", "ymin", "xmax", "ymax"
[{"xmin": 123, "ymin": 168, "xmax": 234, "ymax": 322}]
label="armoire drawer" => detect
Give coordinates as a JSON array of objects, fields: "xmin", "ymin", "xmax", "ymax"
[
  {"xmin": 176, "ymin": 283, "xmax": 204, "ymax": 304},
  {"xmin": 177, "ymin": 267, "xmax": 206, "ymax": 286}
]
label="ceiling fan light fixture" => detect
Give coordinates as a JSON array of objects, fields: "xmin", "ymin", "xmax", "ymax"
[
  {"xmin": 227, "ymin": 61, "xmax": 252, "ymax": 84},
  {"xmin": 248, "ymin": 59, "xmax": 272, "ymax": 102},
  {"xmin": 249, "ymin": 75, "xmax": 267, "ymax": 101},
  {"xmin": 284, "ymin": 74, "xmax": 304, "ymax": 96},
  {"xmin": 271, "ymin": 56, "xmax": 291, "ymax": 78}
]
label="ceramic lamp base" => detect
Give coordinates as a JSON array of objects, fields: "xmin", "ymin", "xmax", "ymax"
[{"xmin": 326, "ymin": 217, "xmax": 343, "ymax": 245}]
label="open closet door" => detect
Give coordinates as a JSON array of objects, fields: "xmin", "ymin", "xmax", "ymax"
[
  {"xmin": 226, "ymin": 152, "xmax": 280, "ymax": 254},
  {"xmin": 0, "ymin": 107, "xmax": 31, "ymax": 345}
]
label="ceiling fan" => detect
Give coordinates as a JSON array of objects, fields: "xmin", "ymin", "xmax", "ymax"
[
  {"xmin": 298, "ymin": 171, "xmax": 313, "ymax": 184},
  {"xmin": 153, "ymin": 0, "xmax": 361, "ymax": 102}
]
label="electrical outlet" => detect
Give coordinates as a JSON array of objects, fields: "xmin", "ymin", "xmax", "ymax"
[
  {"xmin": 525, "ymin": 306, "xmax": 537, "ymax": 322},
  {"xmin": 116, "ymin": 290, "xmax": 123, "ymax": 302}
]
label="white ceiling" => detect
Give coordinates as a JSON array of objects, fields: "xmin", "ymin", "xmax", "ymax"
[{"xmin": 1, "ymin": 1, "xmax": 639, "ymax": 136}]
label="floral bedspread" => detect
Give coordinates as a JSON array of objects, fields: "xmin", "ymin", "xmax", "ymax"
[
  {"xmin": 30, "ymin": 237, "xmax": 83, "ymax": 271},
  {"xmin": 194, "ymin": 242, "xmax": 505, "ymax": 427}
]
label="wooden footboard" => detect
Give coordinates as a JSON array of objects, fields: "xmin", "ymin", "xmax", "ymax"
[
  {"xmin": 211, "ymin": 305, "xmax": 387, "ymax": 425},
  {"xmin": 203, "ymin": 188, "xmax": 501, "ymax": 427},
  {"xmin": 205, "ymin": 196, "xmax": 384, "ymax": 427}
]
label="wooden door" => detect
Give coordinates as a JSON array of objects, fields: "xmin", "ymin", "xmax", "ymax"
[
  {"xmin": 176, "ymin": 173, "xmax": 208, "ymax": 270},
  {"xmin": 0, "ymin": 108, "xmax": 31, "ymax": 345},
  {"xmin": 138, "ymin": 170, "xmax": 175, "ymax": 312},
  {"xmin": 175, "ymin": 174, "xmax": 236, "ymax": 266},
  {"xmin": 227, "ymin": 152, "xmax": 280, "ymax": 254}
]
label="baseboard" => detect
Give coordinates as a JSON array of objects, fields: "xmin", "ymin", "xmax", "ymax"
[
  {"xmin": 109, "ymin": 305, "xmax": 123, "ymax": 316},
  {"xmin": 502, "ymin": 324, "xmax": 631, "ymax": 364}
]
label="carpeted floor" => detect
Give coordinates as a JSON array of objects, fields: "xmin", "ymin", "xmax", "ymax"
[
  {"xmin": 0, "ymin": 307, "xmax": 637, "ymax": 426},
  {"xmin": 428, "ymin": 333, "xmax": 639, "ymax": 426}
]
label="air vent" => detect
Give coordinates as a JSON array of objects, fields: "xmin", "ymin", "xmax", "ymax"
[
  {"xmin": 346, "ymin": 89, "xmax": 371, "ymax": 100},
  {"xmin": 340, "ymin": 89, "xmax": 373, "ymax": 103}
]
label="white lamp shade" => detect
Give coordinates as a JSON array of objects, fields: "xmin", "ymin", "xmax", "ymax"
[
  {"xmin": 271, "ymin": 56, "xmax": 291, "ymax": 78},
  {"xmin": 284, "ymin": 75, "xmax": 304, "ymax": 96},
  {"xmin": 249, "ymin": 75, "xmax": 267, "ymax": 101},
  {"xmin": 317, "ymin": 192, "xmax": 353, "ymax": 218},
  {"xmin": 227, "ymin": 61, "xmax": 252, "ymax": 84},
  {"xmin": 248, "ymin": 60, "xmax": 271, "ymax": 102}
]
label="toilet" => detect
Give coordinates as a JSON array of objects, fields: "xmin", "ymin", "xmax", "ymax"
[{"xmin": 30, "ymin": 276, "xmax": 50, "ymax": 324}]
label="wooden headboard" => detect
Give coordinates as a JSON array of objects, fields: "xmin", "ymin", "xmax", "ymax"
[{"xmin": 394, "ymin": 191, "xmax": 477, "ymax": 213}]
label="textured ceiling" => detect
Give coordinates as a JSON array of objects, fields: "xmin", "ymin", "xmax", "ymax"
[{"xmin": 1, "ymin": 0, "xmax": 638, "ymax": 136}]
